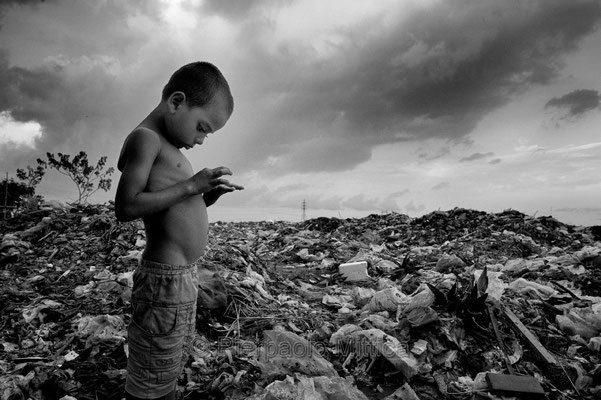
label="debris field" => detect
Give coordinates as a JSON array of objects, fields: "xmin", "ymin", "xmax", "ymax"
[{"xmin": 1, "ymin": 204, "xmax": 601, "ymax": 400}]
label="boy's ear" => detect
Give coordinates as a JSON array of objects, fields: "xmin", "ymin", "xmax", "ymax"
[{"xmin": 168, "ymin": 91, "xmax": 186, "ymax": 112}]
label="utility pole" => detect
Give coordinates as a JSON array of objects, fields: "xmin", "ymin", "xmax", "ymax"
[
  {"xmin": 301, "ymin": 199, "xmax": 306, "ymax": 221},
  {"xmin": 3, "ymin": 172, "xmax": 8, "ymax": 220}
]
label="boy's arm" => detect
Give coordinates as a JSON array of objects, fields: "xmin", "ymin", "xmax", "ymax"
[
  {"xmin": 115, "ymin": 129, "xmax": 233, "ymax": 221},
  {"xmin": 115, "ymin": 129, "xmax": 187, "ymax": 221}
]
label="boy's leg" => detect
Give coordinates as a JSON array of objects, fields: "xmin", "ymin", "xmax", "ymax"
[{"xmin": 126, "ymin": 259, "xmax": 199, "ymax": 399}]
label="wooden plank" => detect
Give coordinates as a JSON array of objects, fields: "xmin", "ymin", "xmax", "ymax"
[
  {"xmin": 486, "ymin": 373, "xmax": 545, "ymax": 397},
  {"xmin": 503, "ymin": 307, "xmax": 558, "ymax": 366},
  {"xmin": 488, "ymin": 305, "xmax": 515, "ymax": 374}
]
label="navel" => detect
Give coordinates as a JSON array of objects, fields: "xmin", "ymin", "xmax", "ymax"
[{"xmin": 177, "ymin": 163, "xmax": 181, "ymax": 168}]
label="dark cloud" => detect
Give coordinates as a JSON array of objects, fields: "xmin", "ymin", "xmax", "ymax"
[
  {"xmin": 270, "ymin": 135, "xmax": 373, "ymax": 173},
  {"xmin": 545, "ymin": 89, "xmax": 601, "ymax": 119},
  {"xmin": 200, "ymin": 0, "xmax": 290, "ymax": 20},
  {"xmin": 459, "ymin": 152, "xmax": 494, "ymax": 162},
  {"xmin": 0, "ymin": 0, "xmax": 45, "ymax": 8},
  {"xmin": 0, "ymin": 0, "xmax": 166, "ymax": 176},
  {"xmin": 0, "ymin": 51, "xmax": 131, "ymax": 174},
  {"xmin": 1, "ymin": 1, "xmax": 150, "ymax": 64},
  {"xmin": 489, "ymin": 158, "xmax": 502, "ymax": 164},
  {"xmin": 340, "ymin": 0, "xmax": 601, "ymax": 134},
  {"xmin": 432, "ymin": 182, "xmax": 450, "ymax": 190},
  {"xmin": 235, "ymin": 0, "xmax": 601, "ymax": 173},
  {"xmin": 0, "ymin": 52, "xmax": 67, "ymax": 125},
  {"xmin": 2, "ymin": 0, "xmax": 600, "ymax": 188},
  {"xmin": 418, "ymin": 146, "xmax": 451, "ymax": 161}
]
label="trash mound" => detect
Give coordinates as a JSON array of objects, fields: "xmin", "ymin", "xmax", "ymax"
[{"xmin": 1, "ymin": 204, "xmax": 600, "ymax": 400}]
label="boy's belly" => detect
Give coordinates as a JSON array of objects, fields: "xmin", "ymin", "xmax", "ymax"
[{"xmin": 142, "ymin": 195, "xmax": 208, "ymax": 265}]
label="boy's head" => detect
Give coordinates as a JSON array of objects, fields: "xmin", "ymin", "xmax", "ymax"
[{"xmin": 162, "ymin": 62, "xmax": 233, "ymax": 116}]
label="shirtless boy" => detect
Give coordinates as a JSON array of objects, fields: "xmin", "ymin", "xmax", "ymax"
[{"xmin": 115, "ymin": 62, "xmax": 243, "ymax": 399}]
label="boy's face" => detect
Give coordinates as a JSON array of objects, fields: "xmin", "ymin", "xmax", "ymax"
[{"xmin": 166, "ymin": 91, "xmax": 230, "ymax": 150}]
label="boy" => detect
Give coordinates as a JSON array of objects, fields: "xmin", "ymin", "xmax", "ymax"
[{"xmin": 115, "ymin": 62, "xmax": 243, "ymax": 399}]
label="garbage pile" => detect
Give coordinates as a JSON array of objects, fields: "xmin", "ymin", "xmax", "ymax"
[{"xmin": 1, "ymin": 204, "xmax": 600, "ymax": 400}]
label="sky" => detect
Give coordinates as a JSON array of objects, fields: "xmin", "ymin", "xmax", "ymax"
[{"xmin": 0, "ymin": 0, "xmax": 600, "ymax": 226}]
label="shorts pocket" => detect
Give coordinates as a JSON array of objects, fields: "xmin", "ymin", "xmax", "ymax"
[
  {"xmin": 151, "ymin": 327, "xmax": 187, "ymax": 383},
  {"xmin": 131, "ymin": 302, "xmax": 179, "ymax": 336},
  {"xmin": 127, "ymin": 320, "xmax": 152, "ymax": 371},
  {"xmin": 128, "ymin": 304, "xmax": 191, "ymax": 384},
  {"xmin": 131, "ymin": 269, "xmax": 153, "ymax": 303},
  {"xmin": 127, "ymin": 316, "xmax": 185, "ymax": 384}
]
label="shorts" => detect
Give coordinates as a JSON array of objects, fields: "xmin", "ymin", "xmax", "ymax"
[{"xmin": 125, "ymin": 258, "xmax": 200, "ymax": 399}]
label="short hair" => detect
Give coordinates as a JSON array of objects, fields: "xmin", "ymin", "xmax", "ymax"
[{"xmin": 162, "ymin": 62, "xmax": 233, "ymax": 115}]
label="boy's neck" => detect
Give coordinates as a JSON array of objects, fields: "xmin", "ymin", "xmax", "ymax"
[{"xmin": 140, "ymin": 104, "xmax": 167, "ymax": 134}]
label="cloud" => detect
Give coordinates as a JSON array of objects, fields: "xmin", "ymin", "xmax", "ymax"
[
  {"xmin": 0, "ymin": 111, "xmax": 41, "ymax": 146},
  {"xmin": 278, "ymin": 182, "xmax": 310, "ymax": 192},
  {"xmin": 459, "ymin": 152, "xmax": 494, "ymax": 162},
  {"xmin": 263, "ymin": 134, "xmax": 374, "ymax": 173},
  {"xmin": 0, "ymin": 52, "xmax": 125, "ymax": 158},
  {"xmin": 391, "ymin": 189, "xmax": 410, "ymax": 197},
  {"xmin": 489, "ymin": 158, "xmax": 502, "ymax": 165},
  {"xmin": 340, "ymin": 192, "xmax": 405, "ymax": 212},
  {"xmin": 418, "ymin": 146, "xmax": 451, "ymax": 161},
  {"xmin": 545, "ymin": 89, "xmax": 601, "ymax": 120},
  {"xmin": 0, "ymin": 1, "xmax": 169, "ymax": 174},
  {"xmin": 516, "ymin": 144, "xmax": 546, "ymax": 153},
  {"xmin": 404, "ymin": 200, "xmax": 425, "ymax": 214},
  {"xmin": 549, "ymin": 141, "xmax": 601, "ymax": 155},
  {"xmin": 0, "ymin": 0, "xmax": 44, "ymax": 9},
  {"xmin": 1, "ymin": 0, "xmax": 601, "ymax": 192},
  {"xmin": 555, "ymin": 207, "xmax": 601, "ymax": 213},
  {"xmin": 432, "ymin": 181, "xmax": 450, "ymax": 190},
  {"xmin": 1, "ymin": 1, "xmax": 150, "ymax": 59},
  {"xmin": 200, "ymin": 0, "xmax": 283, "ymax": 20},
  {"xmin": 231, "ymin": 0, "xmax": 601, "ymax": 174}
]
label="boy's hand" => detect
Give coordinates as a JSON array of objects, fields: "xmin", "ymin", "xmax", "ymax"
[
  {"xmin": 194, "ymin": 166, "xmax": 244, "ymax": 206},
  {"xmin": 191, "ymin": 166, "xmax": 241, "ymax": 193}
]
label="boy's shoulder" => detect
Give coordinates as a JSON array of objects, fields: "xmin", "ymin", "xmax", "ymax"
[
  {"xmin": 127, "ymin": 126, "xmax": 162, "ymax": 143},
  {"xmin": 124, "ymin": 126, "xmax": 164, "ymax": 152},
  {"xmin": 118, "ymin": 127, "xmax": 163, "ymax": 171}
]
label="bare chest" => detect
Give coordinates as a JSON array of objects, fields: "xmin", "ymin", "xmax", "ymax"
[{"xmin": 146, "ymin": 148, "xmax": 194, "ymax": 191}]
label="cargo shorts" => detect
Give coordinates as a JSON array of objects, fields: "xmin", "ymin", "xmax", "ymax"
[{"xmin": 125, "ymin": 258, "xmax": 200, "ymax": 398}]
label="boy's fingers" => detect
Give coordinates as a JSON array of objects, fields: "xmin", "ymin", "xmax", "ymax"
[
  {"xmin": 216, "ymin": 184, "xmax": 243, "ymax": 193},
  {"xmin": 212, "ymin": 166, "xmax": 232, "ymax": 177},
  {"xmin": 216, "ymin": 179, "xmax": 244, "ymax": 190},
  {"xmin": 213, "ymin": 178, "xmax": 230, "ymax": 186},
  {"xmin": 213, "ymin": 181, "xmax": 244, "ymax": 191}
]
